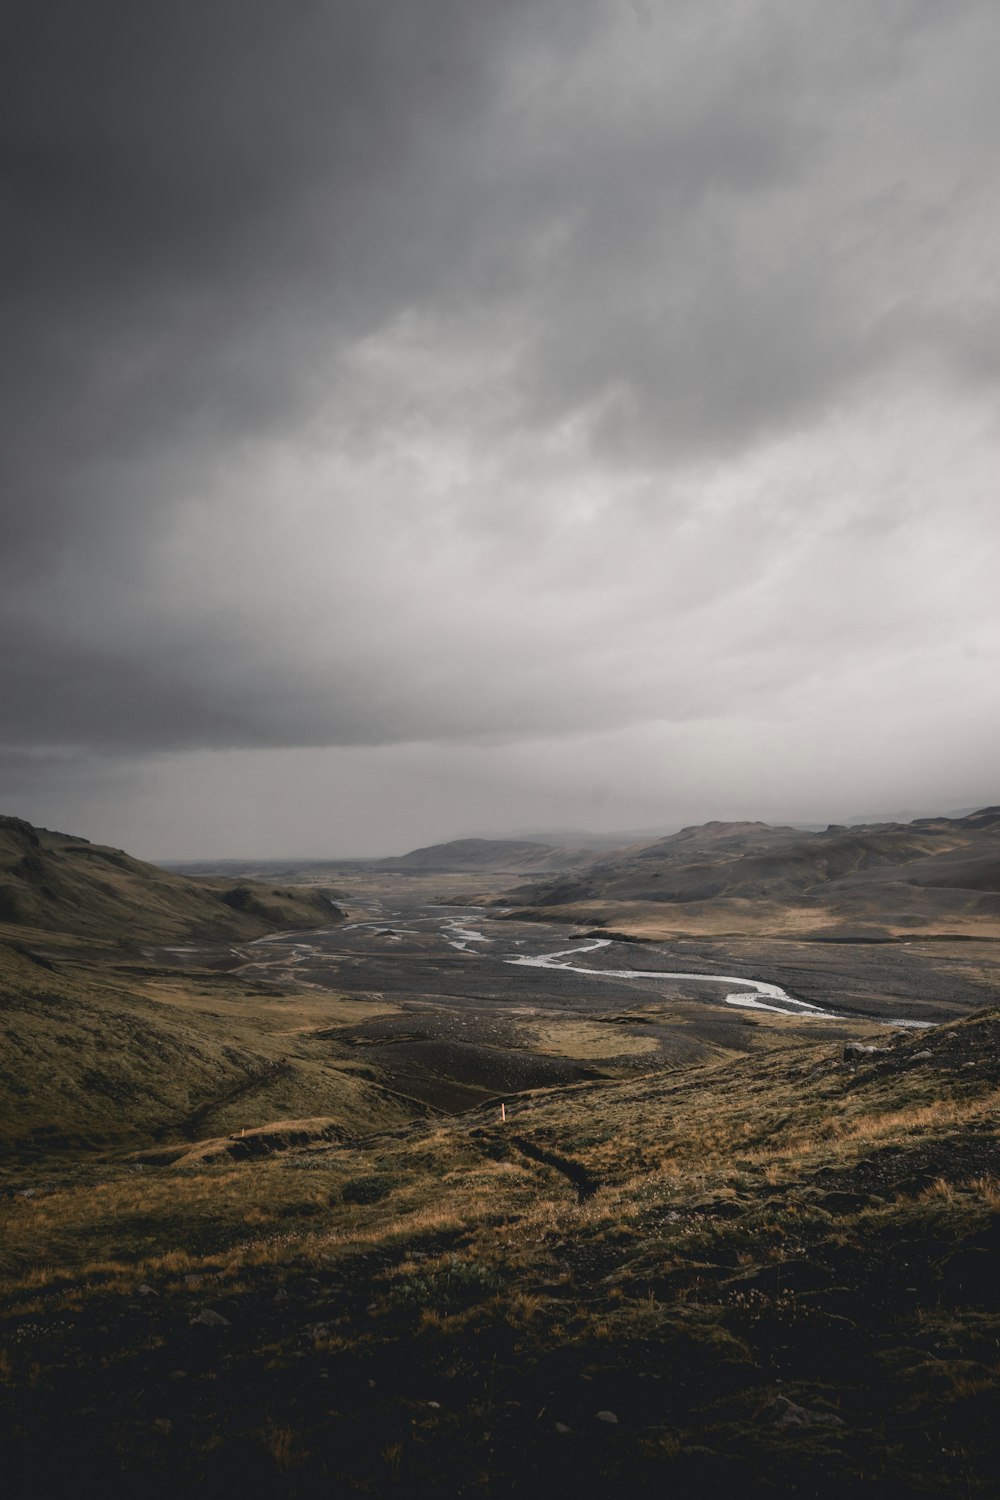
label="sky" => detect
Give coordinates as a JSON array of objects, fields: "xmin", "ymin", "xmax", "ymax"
[{"xmin": 3, "ymin": 0, "xmax": 999, "ymax": 859}]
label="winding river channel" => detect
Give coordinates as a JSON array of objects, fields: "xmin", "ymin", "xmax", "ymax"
[
  {"xmin": 502, "ymin": 935, "xmax": 837, "ymax": 1018},
  {"xmin": 240, "ymin": 900, "xmax": 939, "ymax": 1028}
]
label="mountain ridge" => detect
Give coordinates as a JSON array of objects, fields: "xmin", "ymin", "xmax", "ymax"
[
  {"xmin": 371, "ymin": 836, "xmax": 594, "ymax": 874},
  {"xmin": 0, "ymin": 813, "xmax": 344, "ymax": 943},
  {"xmin": 502, "ymin": 806, "xmax": 1000, "ymax": 937}
]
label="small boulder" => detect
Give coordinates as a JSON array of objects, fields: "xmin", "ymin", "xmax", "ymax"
[
  {"xmin": 764, "ymin": 1395, "xmax": 845, "ymax": 1429},
  {"xmin": 190, "ymin": 1308, "xmax": 229, "ymax": 1328}
]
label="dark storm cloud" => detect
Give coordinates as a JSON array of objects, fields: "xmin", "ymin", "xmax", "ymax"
[
  {"xmin": 2, "ymin": 0, "xmax": 999, "ymax": 785},
  {"xmin": 1, "ymin": 0, "xmax": 541, "ymax": 541},
  {"xmin": 1, "ymin": 0, "xmax": 562, "ymax": 752}
]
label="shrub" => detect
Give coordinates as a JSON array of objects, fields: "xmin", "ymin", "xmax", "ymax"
[{"xmin": 341, "ymin": 1173, "xmax": 395, "ymax": 1204}]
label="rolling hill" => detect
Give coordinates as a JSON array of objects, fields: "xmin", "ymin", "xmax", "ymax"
[
  {"xmin": 0, "ymin": 814, "xmax": 344, "ymax": 943},
  {"xmin": 0, "ymin": 816, "xmax": 415, "ymax": 1156},
  {"xmin": 372, "ymin": 836, "xmax": 593, "ymax": 874},
  {"xmin": 505, "ymin": 808, "xmax": 1000, "ymax": 939}
]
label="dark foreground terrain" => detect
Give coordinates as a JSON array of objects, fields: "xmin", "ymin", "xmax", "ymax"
[
  {"xmin": 4, "ymin": 1012, "xmax": 1000, "ymax": 1498},
  {"xmin": 2, "ymin": 816, "xmax": 1000, "ymax": 1496}
]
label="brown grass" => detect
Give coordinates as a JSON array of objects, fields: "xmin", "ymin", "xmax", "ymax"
[{"xmin": 3, "ymin": 1013, "xmax": 1000, "ymax": 1496}]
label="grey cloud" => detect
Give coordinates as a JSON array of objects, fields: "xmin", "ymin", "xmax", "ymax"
[
  {"xmin": 2, "ymin": 0, "xmax": 999, "ymax": 790},
  {"xmin": 507, "ymin": 3, "xmax": 1000, "ymax": 460},
  {"xmin": 1, "ymin": 1, "xmax": 556, "ymax": 551}
]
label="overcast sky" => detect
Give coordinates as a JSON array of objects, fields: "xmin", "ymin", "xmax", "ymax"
[{"xmin": 3, "ymin": 0, "xmax": 999, "ymax": 858}]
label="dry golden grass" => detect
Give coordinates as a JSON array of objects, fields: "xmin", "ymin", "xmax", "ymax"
[
  {"xmin": 3, "ymin": 1009, "xmax": 1000, "ymax": 1498},
  {"xmin": 7, "ymin": 1013, "xmax": 992, "ymax": 1305},
  {"xmin": 516, "ymin": 898, "xmax": 840, "ymax": 940},
  {"xmin": 529, "ymin": 1019, "xmax": 660, "ymax": 1059},
  {"xmin": 257, "ymin": 1419, "xmax": 305, "ymax": 1472},
  {"xmin": 520, "ymin": 897, "xmax": 1000, "ymax": 943},
  {"xmin": 137, "ymin": 975, "xmax": 401, "ymax": 1029}
]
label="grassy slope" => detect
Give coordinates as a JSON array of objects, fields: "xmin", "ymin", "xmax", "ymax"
[
  {"xmin": 0, "ymin": 937, "xmax": 423, "ymax": 1155},
  {"xmin": 3, "ymin": 1012, "xmax": 1000, "ymax": 1497},
  {"xmin": 0, "ymin": 815, "xmax": 342, "ymax": 942},
  {"xmin": 0, "ymin": 816, "xmax": 414, "ymax": 1155}
]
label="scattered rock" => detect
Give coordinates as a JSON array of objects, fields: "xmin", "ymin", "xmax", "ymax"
[
  {"xmin": 595, "ymin": 1410, "xmax": 618, "ymax": 1424},
  {"xmin": 151, "ymin": 1418, "xmax": 173, "ymax": 1437},
  {"xmin": 190, "ymin": 1308, "xmax": 229, "ymax": 1328},
  {"xmin": 554, "ymin": 1422, "xmax": 572, "ymax": 1434},
  {"xmin": 730, "ymin": 1260, "xmax": 832, "ymax": 1296},
  {"xmin": 910, "ymin": 1050, "xmax": 934, "ymax": 1062},
  {"xmin": 764, "ymin": 1395, "xmax": 845, "ymax": 1430},
  {"xmin": 137, "ymin": 1284, "xmax": 157, "ymax": 1297}
]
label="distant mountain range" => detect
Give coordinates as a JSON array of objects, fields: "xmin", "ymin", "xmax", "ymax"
[
  {"xmin": 370, "ymin": 837, "xmax": 593, "ymax": 874},
  {"xmin": 501, "ymin": 807, "xmax": 1000, "ymax": 937},
  {"xmin": 8, "ymin": 805, "xmax": 1000, "ymax": 943}
]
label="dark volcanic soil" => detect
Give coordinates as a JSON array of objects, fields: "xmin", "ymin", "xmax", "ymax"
[
  {"xmin": 158, "ymin": 880, "xmax": 996, "ymax": 1115},
  {"xmin": 645, "ymin": 932, "xmax": 1000, "ymax": 1024},
  {"xmin": 231, "ymin": 890, "xmax": 998, "ymax": 1027}
]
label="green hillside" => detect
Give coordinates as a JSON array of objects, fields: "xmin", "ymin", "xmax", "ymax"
[{"xmin": 0, "ymin": 815, "xmax": 343, "ymax": 943}]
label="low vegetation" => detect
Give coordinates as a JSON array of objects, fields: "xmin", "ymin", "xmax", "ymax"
[
  {"xmin": 4, "ymin": 1010, "xmax": 1000, "ymax": 1496},
  {"xmin": 3, "ymin": 814, "xmax": 999, "ymax": 1496},
  {"xmin": 0, "ymin": 936, "xmax": 420, "ymax": 1156}
]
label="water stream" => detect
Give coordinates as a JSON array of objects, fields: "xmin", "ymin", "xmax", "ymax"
[{"xmin": 504, "ymin": 937, "xmax": 836, "ymax": 1018}]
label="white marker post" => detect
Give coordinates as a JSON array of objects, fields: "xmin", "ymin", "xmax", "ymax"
[{"xmin": 501, "ymin": 1102, "xmax": 506, "ymax": 1124}]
